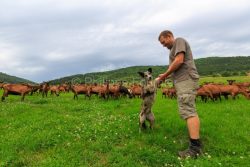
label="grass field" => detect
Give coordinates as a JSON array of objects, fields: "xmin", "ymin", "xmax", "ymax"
[
  {"xmin": 0, "ymin": 79, "xmax": 250, "ymax": 166},
  {"xmin": 199, "ymin": 76, "xmax": 250, "ymax": 84}
]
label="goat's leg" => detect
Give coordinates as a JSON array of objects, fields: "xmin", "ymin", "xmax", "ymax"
[
  {"xmin": 139, "ymin": 110, "xmax": 146, "ymax": 133},
  {"xmin": 147, "ymin": 111, "xmax": 155, "ymax": 129},
  {"xmin": 21, "ymin": 93, "xmax": 25, "ymax": 101},
  {"xmin": 2, "ymin": 90, "xmax": 8, "ymax": 101}
]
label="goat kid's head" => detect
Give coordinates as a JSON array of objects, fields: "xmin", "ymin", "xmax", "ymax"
[{"xmin": 138, "ymin": 68, "xmax": 153, "ymax": 82}]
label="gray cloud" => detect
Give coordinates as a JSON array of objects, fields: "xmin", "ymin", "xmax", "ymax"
[{"xmin": 0, "ymin": 0, "xmax": 250, "ymax": 82}]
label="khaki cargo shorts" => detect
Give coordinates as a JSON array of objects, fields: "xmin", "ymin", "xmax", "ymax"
[{"xmin": 174, "ymin": 79, "xmax": 199, "ymax": 120}]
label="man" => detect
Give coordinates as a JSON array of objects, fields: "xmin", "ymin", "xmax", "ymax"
[{"xmin": 155, "ymin": 30, "xmax": 202, "ymax": 158}]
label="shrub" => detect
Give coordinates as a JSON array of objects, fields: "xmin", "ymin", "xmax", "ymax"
[{"xmin": 221, "ymin": 71, "xmax": 231, "ymax": 77}]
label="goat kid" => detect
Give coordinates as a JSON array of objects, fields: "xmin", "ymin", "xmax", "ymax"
[{"xmin": 138, "ymin": 68, "xmax": 156, "ymax": 132}]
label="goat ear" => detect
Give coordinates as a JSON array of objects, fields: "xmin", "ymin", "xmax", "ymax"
[
  {"xmin": 138, "ymin": 72, "xmax": 144, "ymax": 77},
  {"xmin": 148, "ymin": 68, "xmax": 152, "ymax": 73}
]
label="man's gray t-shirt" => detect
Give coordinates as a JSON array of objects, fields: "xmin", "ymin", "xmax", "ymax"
[{"xmin": 169, "ymin": 37, "xmax": 199, "ymax": 83}]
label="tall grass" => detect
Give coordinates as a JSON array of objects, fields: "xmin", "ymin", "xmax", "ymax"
[{"xmin": 0, "ymin": 86, "xmax": 249, "ymax": 166}]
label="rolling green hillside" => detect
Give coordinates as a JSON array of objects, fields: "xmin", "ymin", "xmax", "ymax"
[
  {"xmin": 49, "ymin": 56, "xmax": 250, "ymax": 84},
  {"xmin": 195, "ymin": 56, "xmax": 250, "ymax": 76},
  {"xmin": 0, "ymin": 72, "xmax": 35, "ymax": 84},
  {"xmin": 49, "ymin": 66, "xmax": 167, "ymax": 84},
  {"xmin": 1, "ymin": 56, "xmax": 249, "ymax": 84}
]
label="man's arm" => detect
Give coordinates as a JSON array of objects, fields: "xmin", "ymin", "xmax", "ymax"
[{"xmin": 158, "ymin": 52, "xmax": 184, "ymax": 81}]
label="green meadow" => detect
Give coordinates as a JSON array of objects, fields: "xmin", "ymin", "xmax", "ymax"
[
  {"xmin": 0, "ymin": 77, "xmax": 250, "ymax": 167},
  {"xmin": 199, "ymin": 76, "xmax": 250, "ymax": 84}
]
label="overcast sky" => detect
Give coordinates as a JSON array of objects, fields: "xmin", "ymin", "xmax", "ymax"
[{"xmin": 0, "ymin": 0, "xmax": 250, "ymax": 82}]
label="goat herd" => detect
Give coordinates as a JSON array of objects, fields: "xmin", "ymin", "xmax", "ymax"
[
  {"xmin": 0, "ymin": 80, "xmax": 250, "ymax": 102},
  {"xmin": 0, "ymin": 81, "xmax": 139, "ymax": 101},
  {"xmin": 163, "ymin": 80, "xmax": 250, "ymax": 102}
]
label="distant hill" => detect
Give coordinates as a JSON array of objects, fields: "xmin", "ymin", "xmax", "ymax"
[
  {"xmin": 49, "ymin": 66, "xmax": 166, "ymax": 84},
  {"xmin": 49, "ymin": 56, "xmax": 250, "ymax": 84},
  {"xmin": 0, "ymin": 72, "xmax": 35, "ymax": 84},
  {"xmin": 195, "ymin": 56, "xmax": 250, "ymax": 76},
  {"xmin": 1, "ymin": 56, "xmax": 249, "ymax": 84}
]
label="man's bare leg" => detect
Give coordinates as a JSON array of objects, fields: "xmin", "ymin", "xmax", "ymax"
[{"xmin": 187, "ymin": 116, "xmax": 200, "ymax": 139}]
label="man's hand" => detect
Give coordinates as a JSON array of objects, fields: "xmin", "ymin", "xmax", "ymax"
[
  {"xmin": 157, "ymin": 73, "xmax": 167, "ymax": 81},
  {"xmin": 158, "ymin": 74, "xmax": 165, "ymax": 78},
  {"xmin": 155, "ymin": 77, "xmax": 162, "ymax": 86}
]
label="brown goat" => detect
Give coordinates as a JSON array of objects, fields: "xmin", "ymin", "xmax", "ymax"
[
  {"xmin": 234, "ymin": 82, "xmax": 250, "ymax": 88},
  {"xmin": 58, "ymin": 83, "xmax": 70, "ymax": 93},
  {"xmin": 197, "ymin": 86, "xmax": 209, "ymax": 102},
  {"xmin": 202, "ymin": 84, "xmax": 222, "ymax": 101},
  {"xmin": 71, "ymin": 84, "xmax": 91, "ymax": 99},
  {"xmin": 40, "ymin": 82, "xmax": 50, "ymax": 98},
  {"xmin": 161, "ymin": 87, "xmax": 176, "ymax": 99},
  {"xmin": 162, "ymin": 88, "xmax": 168, "ymax": 98},
  {"xmin": 217, "ymin": 85, "xmax": 249, "ymax": 100},
  {"xmin": 109, "ymin": 84, "xmax": 120, "ymax": 98},
  {"xmin": 130, "ymin": 84, "xmax": 142, "ymax": 98},
  {"xmin": 90, "ymin": 82, "xmax": 109, "ymax": 99},
  {"xmin": 30, "ymin": 85, "xmax": 40, "ymax": 95},
  {"xmin": 50, "ymin": 85, "xmax": 60, "ymax": 96},
  {"xmin": 2, "ymin": 83, "xmax": 33, "ymax": 101}
]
